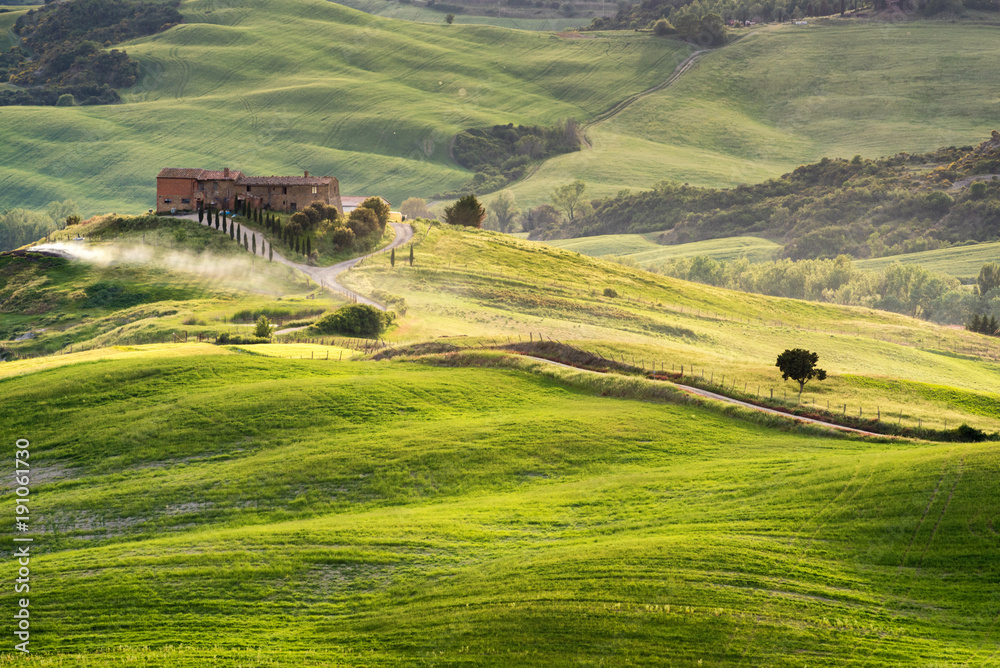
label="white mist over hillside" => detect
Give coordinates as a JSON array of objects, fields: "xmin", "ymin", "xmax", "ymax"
[{"xmin": 32, "ymin": 242, "xmax": 302, "ymax": 294}]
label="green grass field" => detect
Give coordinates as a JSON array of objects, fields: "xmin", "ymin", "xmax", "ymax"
[
  {"xmin": 344, "ymin": 221, "xmax": 1000, "ymax": 432},
  {"xmin": 3, "ymin": 213, "xmax": 1000, "ymax": 663},
  {"xmin": 334, "ymin": 0, "xmax": 588, "ymax": 30},
  {"xmin": 546, "ymin": 234, "xmax": 781, "ymax": 265},
  {"xmin": 857, "ymin": 240, "xmax": 1000, "ymax": 281},
  {"xmin": 507, "ymin": 20, "xmax": 1000, "ymax": 206},
  {"xmin": 2, "ymin": 350, "xmax": 1000, "ymax": 665},
  {"xmin": 0, "ymin": 0, "xmax": 689, "ymax": 216}
]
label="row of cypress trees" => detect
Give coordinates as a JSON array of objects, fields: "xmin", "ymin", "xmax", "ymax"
[{"xmin": 196, "ymin": 201, "xmax": 273, "ymax": 261}]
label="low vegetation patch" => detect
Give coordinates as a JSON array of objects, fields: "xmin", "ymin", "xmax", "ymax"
[
  {"xmin": 540, "ymin": 134, "xmax": 1000, "ymax": 261},
  {"xmin": 215, "ymin": 333, "xmax": 270, "ymax": 345},
  {"xmin": 439, "ymin": 121, "xmax": 583, "ymax": 197},
  {"xmin": 1, "ymin": 0, "xmax": 182, "ymax": 106},
  {"xmin": 311, "ymin": 304, "xmax": 394, "ymax": 338}
]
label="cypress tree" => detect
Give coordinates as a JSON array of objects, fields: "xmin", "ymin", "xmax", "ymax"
[
  {"xmin": 252, "ymin": 235, "xmax": 257, "ymax": 255},
  {"xmin": 198, "ymin": 206, "xmax": 204, "ymax": 224},
  {"xmin": 390, "ymin": 247, "xmax": 395, "ymax": 267},
  {"xmin": 215, "ymin": 209, "xmax": 220, "ymax": 226},
  {"xmin": 244, "ymin": 234, "xmax": 249, "ymax": 251},
  {"xmin": 306, "ymin": 237, "xmax": 311, "ymax": 257},
  {"xmin": 269, "ymin": 245, "xmax": 273, "ymax": 262},
  {"xmin": 223, "ymin": 209, "xmax": 228, "ymax": 225},
  {"xmin": 409, "ymin": 243, "xmax": 414, "ymax": 266}
]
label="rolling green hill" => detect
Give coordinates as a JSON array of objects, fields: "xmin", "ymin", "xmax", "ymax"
[
  {"xmin": 546, "ymin": 233, "xmax": 781, "ymax": 265},
  {"xmin": 7, "ymin": 215, "xmax": 1000, "ymax": 430},
  {"xmin": 6, "ymin": 5, "xmax": 1000, "ymax": 220},
  {"xmin": 334, "ymin": 0, "xmax": 590, "ymax": 30},
  {"xmin": 508, "ymin": 20, "xmax": 1000, "ymax": 206},
  {"xmin": 3, "ymin": 347, "xmax": 1000, "ymax": 665},
  {"xmin": 857, "ymin": 241, "xmax": 1000, "ymax": 281},
  {"xmin": 0, "ymin": 0, "xmax": 689, "ymax": 216},
  {"xmin": 3, "ymin": 213, "xmax": 1000, "ymax": 663}
]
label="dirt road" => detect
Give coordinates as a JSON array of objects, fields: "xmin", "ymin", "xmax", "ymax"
[
  {"xmin": 182, "ymin": 213, "xmax": 412, "ymax": 310},
  {"xmin": 525, "ymin": 355, "xmax": 887, "ymax": 438}
]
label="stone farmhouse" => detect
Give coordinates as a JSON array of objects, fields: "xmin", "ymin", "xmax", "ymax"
[{"xmin": 156, "ymin": 167, "xmax": 342, "ymax": 214}]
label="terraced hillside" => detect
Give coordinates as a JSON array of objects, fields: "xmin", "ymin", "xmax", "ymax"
[
  {"xmin": 0, "ymin": 0, "xmax": 689, "ymax": 215},
  {"xmin": 508, "ymin": 20, "xmax": 1000, "ymax": 205}
]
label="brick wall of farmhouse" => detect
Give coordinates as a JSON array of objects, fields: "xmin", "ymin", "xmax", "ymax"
[{"xmin": 156, "ymin": 178, "xmax": 197, "ymax": 213}]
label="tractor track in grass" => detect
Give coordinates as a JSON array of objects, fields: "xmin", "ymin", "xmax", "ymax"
[
  {"xmin": 856, "ymin": 452, "xmax": 965, "ymax": 667},
  {"xmin": 508, "ymin": 32, "xmax": 758, "ymax": 185}
]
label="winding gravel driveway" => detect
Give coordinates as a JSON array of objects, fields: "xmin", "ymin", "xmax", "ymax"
[{"xmin": 182, "ymin": 214, "xmax": 413, "ymax": 310}]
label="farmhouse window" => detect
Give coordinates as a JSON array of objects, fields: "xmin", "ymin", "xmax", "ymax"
[
  {"xmin": 246, "ymin": 186, "xmax": 251, "ymax": 192},
  {"xmin": 213, "ymin": 183, "xmax": 219, "ymax": 191},
  {"xmin": 290, "ymin": 202, "xmax": 297, "ymax": 211},
  {"xmin": 311, "ymin": 186, "xmax": 317, "ymax": 194},
  {"xmin": 198, "ymin": 183, "xmax": 205, "ymax": 191},
  {"xmin": 282, "ymin": 187, "xmax": 288, "ymax": 195},
  {"xmin": 164, "ymin": 198, "xmax": 172, "ymax": 203},
  {"xmin": 181, "ymin": 199, "xmax": 190, "ymax": 204}
]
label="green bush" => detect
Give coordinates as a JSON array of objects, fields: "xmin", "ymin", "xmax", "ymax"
[
  {"xmin": 215, "ymin": 333, "xmax": 270, "ymax": 345},
  {"xmin": 311, "ymin": 304, "xmax": 394, "ymax": 337},
  {"xmin": 603, "ymin": 287, "xmax": 619, "ymax": 297}
]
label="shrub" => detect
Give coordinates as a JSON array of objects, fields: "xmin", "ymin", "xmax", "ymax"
[
  {"xmin": 254, "ymin": 315, "xmax": 273, "ymax": 339},
  {"xmin": 347, "ymin": 207, "xmax": 380, "ymax": 238},
  {"xmin": 360, "ymin": 197, "xmax": 390, "ymax": 228},
  {"xmin": 603, "ymin": 287, "xmax": 619, "ymax": 297},
  {"xmin": 215, "ymin": 333, "xmax": 270, "ymax": 345},
  {"xmin": 330, "ymin": 225, "xmax": 356, "ymax": 250},
  {"xmin": 311, "ymin": 304, "xmax": 394, "ymax": 337},
  {"xmin": 653, "ymin": 18, "xmax": 675, "ymax": 35},
  {"xmin": 444, "ymin": 195, "xmax": 486, "ymax": 227}
]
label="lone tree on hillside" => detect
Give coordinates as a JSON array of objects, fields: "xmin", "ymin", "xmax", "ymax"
[
  {"xmin": 444, "ymin": 194, "xmax": 486, "ymax": 228},
  {"xmin": 551, "ymin": 180, "xmax": 588, "ymax": 221},
  {"xmin": 776, "ymin": 348, "xmax": 827, "ymax": 401},
  {"xmin": 445, "ymin": 13, "xmax": 455, "ymax": 23}
]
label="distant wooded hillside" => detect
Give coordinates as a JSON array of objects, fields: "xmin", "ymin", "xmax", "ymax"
[{"xmin": 538, "ymin": 134, "xmax": 1000, "ymax": 260}]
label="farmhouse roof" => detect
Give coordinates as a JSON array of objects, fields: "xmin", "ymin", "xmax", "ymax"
[
  {"xmin": 236, "ymin": 175, "xmax": 333, "ymax": 187},
  {"xmin": 156, "ymin": 168, "xmax": 243, "ymax": 180},
  {"xmin": 200, "ymin": 169, "xmax": 243, "ymax": 181},
  {"xmin": 157, "ymin": 168, "xmax": 207, "ymax": 179}
]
